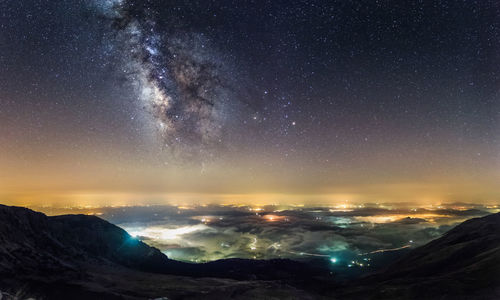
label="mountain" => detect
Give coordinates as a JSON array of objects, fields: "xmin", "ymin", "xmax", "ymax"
[
  {"xmin": 0, "ymin": 205, "xmax": 170, "ymax": 278},
  {"xmin": 0, "ymin": 205, "xmax": 327, "ymax": 299},
  {"xmin": 339, "ymin": 212, "xmax": 500, "ymax": 299},
  {"xmin": 1, "ymin": 204, "xmax": 499, "ymax": 299}
]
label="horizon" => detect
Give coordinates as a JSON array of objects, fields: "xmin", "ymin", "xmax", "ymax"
[
  {"xmin": 6, "ymin": 201, "xmax": 497, "ymax": 264},
  {"xmin": 1, "ymin": 1, "xmax": 500, "ymax": 298}
]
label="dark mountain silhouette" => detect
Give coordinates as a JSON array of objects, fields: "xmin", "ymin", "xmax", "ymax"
[
  {"xmin": 339, "ymin": 212, "xmax": 500, "ymax": 299},
  {"xmin": 0, "ymin": 205, "xmax": 169, "ymax": 277},
  {"xmin": 0, "ymin": 204, "xmax": 499, "ymax": 299},
  {"xmin": 0, "ymin": 205, "xmax": 328, "ymax": 299}
]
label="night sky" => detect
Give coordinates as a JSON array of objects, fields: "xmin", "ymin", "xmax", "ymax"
[{"xmin": 1, "ymin": 0, "xmax": 499, "ymax": 205}]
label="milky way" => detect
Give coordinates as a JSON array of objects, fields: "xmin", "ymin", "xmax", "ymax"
[
  {"xmin": 2, "ymin": 0, "xmax": 499, "ymax": 201},
  {"xmin": 93, "ymin": 0, "xmax": 233, "ymax": 158}
]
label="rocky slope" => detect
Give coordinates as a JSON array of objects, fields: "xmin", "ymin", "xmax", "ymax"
[
  {"xmin": 339, "ymin": 212, "xmax": 500, "ymax": 299},
  {"xmin": 1, "ymin": 204, "xmax": 499, "ymax": 299},
  {"xmin": 0, "ymin": 205, "xmax": 327, "ymax": 299},
  {"xmin": 0, "ymin": 205, "xmax": 169, "ymax": 278}
]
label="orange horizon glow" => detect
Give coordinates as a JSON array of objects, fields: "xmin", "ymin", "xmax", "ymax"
[{"xmin": 1, "ymin": 190, "xmax": 499, "ymax": 211}]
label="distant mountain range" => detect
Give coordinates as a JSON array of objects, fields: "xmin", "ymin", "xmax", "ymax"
[{"xmin": 0, "ymin": 204, "xmax": 498, "ymax": 299}]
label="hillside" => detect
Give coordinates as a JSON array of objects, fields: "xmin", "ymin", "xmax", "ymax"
[
  {"xmin": 0, "ymin": 205, "xmax": 326, "ymax": 299},
  {"xmin": 340, "ymin": 212, "xmax": 500, "ymax": 299},
  {"xmin": 1, "ymin": 204, "xmax": 499, "ymax": 299}
]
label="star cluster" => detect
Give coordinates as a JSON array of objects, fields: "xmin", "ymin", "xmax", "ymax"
[{"xmin": 93, "ymin": 0, "xmax": 237, "ymax": 158}]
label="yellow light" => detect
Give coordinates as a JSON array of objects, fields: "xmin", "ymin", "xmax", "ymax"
[{"xmin": 263, "ymin": 214, "xmax": 286, "ymax": 222}]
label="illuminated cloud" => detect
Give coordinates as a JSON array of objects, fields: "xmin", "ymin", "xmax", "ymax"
[{"xmin": 103, "ymin": 204, "xmax": 492, "ymax": 262}]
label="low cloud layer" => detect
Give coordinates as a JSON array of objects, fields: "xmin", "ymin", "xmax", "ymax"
[{"xmin": 83, "ymin": 203, "xmax": 495, "ymax": 263}]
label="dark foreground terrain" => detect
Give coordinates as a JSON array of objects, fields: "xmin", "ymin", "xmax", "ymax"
[
  {"xmin": 0, "ymin": 204, "xmax": 499, "ymax": 299},
  {"xmin": 339, "ymin": 211, "xmax": 500, "ymax": 299}
]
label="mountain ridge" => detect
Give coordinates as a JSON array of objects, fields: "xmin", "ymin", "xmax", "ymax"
[
  {"xmin": 338, "ymin": 212, "xmax": 500, "ymax": 299},
  {"xmin": 0, "ymin": 204, "xmax": 329, "ymax": 299},
  {"xmin": 1, "ymin": 204, "xmax": 499, "ymax": 299}
]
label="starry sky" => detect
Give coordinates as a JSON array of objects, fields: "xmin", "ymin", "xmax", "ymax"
[{"xmin": 1, "ymin": 0, "xmax": 500, "ymax": 206}]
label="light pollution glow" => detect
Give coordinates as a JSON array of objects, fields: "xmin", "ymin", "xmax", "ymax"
[
  {"xmin": 1, "ymin": 188, "xmax": 499, "ymax": 209},
  {"xmin": 1, "ymin": 116, "xmax": 499, "ymax": 207},
  {"xmin": 58, "ymin": 202, "xmax": 497, "ymax": 262},
  {"xmin": 1, "ymin": 139, "xmax": 499, "ymax": 207}
]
